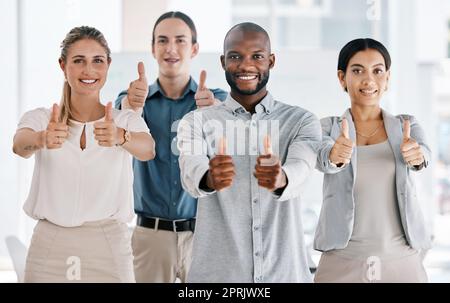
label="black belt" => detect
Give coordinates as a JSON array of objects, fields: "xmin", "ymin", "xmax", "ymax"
[{"xmin": 137, "ymin": 215, "xmax": 195, "ymax": 232}]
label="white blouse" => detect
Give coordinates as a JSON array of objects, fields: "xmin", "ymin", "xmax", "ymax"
[{"xmin": 17, "ymin": 107, "xmax": 150, "ymax": 227}]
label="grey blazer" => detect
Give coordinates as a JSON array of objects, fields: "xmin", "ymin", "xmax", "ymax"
[{"xmin": 314, "ymin": 108, "xmax": 432, "ymax": 252}]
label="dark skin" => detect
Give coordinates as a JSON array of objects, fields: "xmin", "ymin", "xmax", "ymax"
[
  {"xmin": 203, "ymin": 28, "xmax": 287, "ymax": 192},
  {"xmin": 206, "ymin": 155, "xmax": 236, "ymax": 191},
  {"xmin": 220, "ymin": 30, "xmax": 274, "ymax": 113}
]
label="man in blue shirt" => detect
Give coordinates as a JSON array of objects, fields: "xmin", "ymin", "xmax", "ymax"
[{"xmin": 115, "ymin": 11, "xmax": 227, "ymax": 283}]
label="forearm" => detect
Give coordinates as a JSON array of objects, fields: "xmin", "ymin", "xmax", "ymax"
[
  {"xmin": 121, "ymin": 131, "xmax": 155, "ymax": 161},
  {"xmin": 179, "ymin": 155, "xmax": 212, "ymax": 198},
  {"xmin": 13, "ymin": 129, "xmax": 45, "ymax": 158},
  {"xmin": 121, "ymin": 96, "xmax": 143, "ymax": 115},
  {"xmin": 316, "ymin": 142, "xmax": 346, "ymax": 174}
]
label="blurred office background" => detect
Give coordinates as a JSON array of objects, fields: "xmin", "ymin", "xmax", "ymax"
[{"xmin": 1, "ymin": 0, "xmax": 449, "ymax": 282}]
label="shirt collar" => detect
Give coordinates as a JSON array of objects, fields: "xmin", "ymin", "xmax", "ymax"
[
  {"xmin": 148, "ymin": 77, "xmax": 197, "ymax": 99},
  {"xmin": 224, "ymin": 92, "xmax": 275, "ymax": 115}
]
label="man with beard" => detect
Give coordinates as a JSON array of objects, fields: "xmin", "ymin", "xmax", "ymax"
[{"xmin": 177, "ymin": 22, "xmax": 322, "ymax": 282}]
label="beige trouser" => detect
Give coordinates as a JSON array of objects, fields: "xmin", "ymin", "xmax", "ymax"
[
  {"xmin": 131, "ymin": 225, "xmax": 194, "ymax": 283},
  {"xmin": 314, "ymin": 251, "xmax": 428, "ymax": 283},
  {"xmin": 24, "ymin": 219, "xmax": 135, "ymax": 283}
]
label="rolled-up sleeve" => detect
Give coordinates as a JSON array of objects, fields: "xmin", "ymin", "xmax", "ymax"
[{"xmin": 178, "ymin": 111, "xmax": 215, "ymax": 198}]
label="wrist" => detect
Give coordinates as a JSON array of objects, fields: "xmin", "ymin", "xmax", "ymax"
[
  {"xmin": 199, "ymin": 171, "xmax": 215, "ymax": 192},
  {"xmin": 38, "ymin": 130, "xmax": 47, "ymax": 149},
  {"xmin": 278, "ymin": 170, "xmax": 288, "ymax": 189},
  {"xmin": 121, "ymin": 97, "xmax": 131, "ymax": 110},
  {"xmin": 273, "ymin": 171, "xmax": 288, "ymax": 195},
  {"xmin": 329, "ymin": 158, "xmax": 345, "ymax": 168},
  {"xmin": 116, "ymin": 128, "xmax": 126, "ymax": 146},
  {"xmin": 206, "ymin": 171, "xmax": 215, "ymax": 190}
]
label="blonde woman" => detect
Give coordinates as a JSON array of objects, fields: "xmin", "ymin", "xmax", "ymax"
[{"xmin": 13, "ymin": 26, "xmax": 155, "ymax": 282}]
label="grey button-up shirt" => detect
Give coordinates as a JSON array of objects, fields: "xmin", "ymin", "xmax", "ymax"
[{"xmin": 178, "ymin": 93, "xmax": 322, "ymax": 282}]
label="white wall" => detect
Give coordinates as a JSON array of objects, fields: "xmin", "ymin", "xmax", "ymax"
[
  {"xmin": 0, "ymin": 0, "xmax": 20, "ymax": 265},
  {"xmin": 168, "ymin": 0, "xmax": 232, "ymax": 52},
  {"xmin": 1, "ymin": 0, "xmax": 448, "ymax": 267}
]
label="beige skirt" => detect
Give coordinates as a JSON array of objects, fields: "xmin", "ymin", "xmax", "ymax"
[
  {"xmin": 314, "ymin": 251, "xmax": 428, "ymax": 283},
  {"xmin": 24, "ymin": 219, "xmax": 135, "ymax": 283}
]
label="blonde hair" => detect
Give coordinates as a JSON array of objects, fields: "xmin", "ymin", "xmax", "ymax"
[{"xmin": 59, "ymin": 26, "xmax": 111, "ymax": 124}]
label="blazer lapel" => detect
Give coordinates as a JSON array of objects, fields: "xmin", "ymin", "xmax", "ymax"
[
  {"xmin": 382, "ymin": 109, "xmax": 407, "ymax": 198},
  {"xmin": 382, "ymin": 109, "xmax": 403, "ymax": 167}
]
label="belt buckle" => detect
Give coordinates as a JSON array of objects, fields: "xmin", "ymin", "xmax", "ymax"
[
  {"xmin": 172, "ymin": 220, "xmax": 178, "ymax": 232},
  {"xmin": 154, "ymin": 217, "xmax": 159, "ymax": 231},
  {"xmin": 172, "ymin": 219, "xmax": 188, "ymax": 232}
]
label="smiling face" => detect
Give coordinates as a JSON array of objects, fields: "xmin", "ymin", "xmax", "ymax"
[
  {"xmin": 338, "ymin": 48, "xmax": 390, "ymax": 107},
  {"xmin": 60, "ymin": 38, "xmax": 110, "ymax": 96},
  {"xmin": 221, "ymin": 30, "xmax": 274, "ymax": 101},
  {"xmin": 152, "ymin": 17, "xmax": 198, "ymax": 79}
]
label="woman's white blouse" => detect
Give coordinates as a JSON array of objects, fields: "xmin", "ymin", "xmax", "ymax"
[{"xmin": 17, "ymin": 107, "xmax": 150, "ymax": 227}]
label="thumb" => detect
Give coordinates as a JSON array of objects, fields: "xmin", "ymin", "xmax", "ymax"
[
  {"xmin": 105, "ymin": 102, "xmax": 113, "ymax": 122},
  {"xmin": 198, "ymin": 70, "xmax": 207, "ymax": 91},
  {"xmin": 403, "ymin": 119, "xmax": 411, "ymax": 141},
  {"xmin": 341, "ymin": 118, "xmax": 349, "ymax": 139},
  {"xmin": 50, "ymin": 103, "xmax": 59, "ymax": 123},
  {"xmin": 137, "ymin": 62, "xmax": 147, "ymax": 82},
  {"xmin": 264, "ymin": 135, "xmax": 273, "ymax": 155},
  {"xmin": 217, "ymin": 137, "xmax": 227, "ymax": 155}
]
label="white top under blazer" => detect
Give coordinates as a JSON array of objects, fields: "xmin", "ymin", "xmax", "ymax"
[{"xmin": 17, "ymin": 107, "xmax": 150, "ymax": 227}]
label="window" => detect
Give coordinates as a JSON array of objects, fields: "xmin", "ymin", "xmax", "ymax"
[{"xmin": 231, "ymin": 0, "xmax": 382, "ymax": 50}]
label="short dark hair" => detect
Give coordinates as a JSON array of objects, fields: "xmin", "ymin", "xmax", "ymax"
[
  {"xmin": 337, "ymin": 38, "xmax": 391, "ymax": 72},
  {"xmin": 224, "ymin": 22, "xmax": 271, "ymax": 53},
  {"xmin": 152, "ymin": 11, "xmax": 197, "ymax": 45}
]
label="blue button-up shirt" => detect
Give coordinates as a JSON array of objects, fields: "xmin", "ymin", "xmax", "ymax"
[{"xmin": 115, "ymin": 78, "xmax": 227, "ymax": 220}]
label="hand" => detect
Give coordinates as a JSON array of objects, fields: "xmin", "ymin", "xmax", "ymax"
[
  {"xmin": 127, "ymin": 62, "xmax": 148, "ymax": 110},
  {"xmin": 206, "ymin": 137, "xmax": 235, "ymax": 191},
  {"xmin": 254, "ymin": 135, "xmax": 287, "ymax": 192},
  {"xmin": 44, "ymin": 103, "xmax": 69, "ymax": 149},
  {"xmin": 329, "ymin": 118, "xmax": 354, "ymax": 166},
  {"xmin": 94, "ymin": 102, "xmax": 123, "ymax": 147},
  {"xmin": 400, "ymin": 119, "xmax": 424, "ymax": 166},
  {"xmin": 195, "ymin": 70, "xmax": 220, "ymax": 108}
]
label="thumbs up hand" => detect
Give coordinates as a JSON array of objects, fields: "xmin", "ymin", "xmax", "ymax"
[
  {"xmin": 94, "ymin": 102, "xmax": 123, "ymax": 147},
  {"xmin": 254, "ymin": 135, "xmax": 287, "ymax": 192},
  {"xmin": 206, "ymin": 137, "xmax": 235, "ymax": 191},
  {"xmin": 127, "ymin": 62, "xmax": 148, "ymax": 110},
  {"xmin": 329, "ymin": 118, "xmax": 354, "ymax": 166},
  {"xmin": 259, "ymin": 135, "xmax": 279, "ymax": 166},
  {"xmin": 195, "ymin": 70, "xmax": 220, "ymax": 108},
  {"xmin": 45, "ymin": 103, "xmax": 69, "ymax": 149},
  {"xmin": 400, "ymin": 119, "xmax": 424, "ymax": 166}
]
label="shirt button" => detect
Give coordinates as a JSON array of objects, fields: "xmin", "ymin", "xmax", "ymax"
[
  {"xmin": 255, "ymin": 252, "xmax": 260, "ymax": 257},
  {"xmin": 255, "ymin": 276, "xmax": 262, "ymax": 282},
  {"xmin": 173, "ymin": 202, "xmax": 176, "ymax": 206},
  {"xmin": 254, "ymin": 226, "xmax": 259, "ymax": 231},
  {"xmin": 173, "ymin": 160, "xmax": 177, "ymax": 164},
  {"xmin": 174, "ymin": 181, "xmax": 178, "ymax": 185},
  {"xmin": 253, "ymin": 198, "xmax": 258, "ymax": 203}
]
